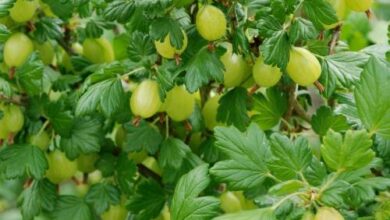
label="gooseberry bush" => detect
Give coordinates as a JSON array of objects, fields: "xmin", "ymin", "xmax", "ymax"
[{"xmin": 0, "ymin": 0, "xmax": 389, "ymax": 219}]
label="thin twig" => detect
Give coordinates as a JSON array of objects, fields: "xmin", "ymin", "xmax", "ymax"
[
  {"xmin": 0, "ymin": 94, "xmax": 24, "ymax": 105},
  {"xmin": 328, "ymin": 25, "xmax": 342, "ymax": 55},
  {"xmin": 137, "ymin": 164, "xmax": 163, "ymax": 185}
]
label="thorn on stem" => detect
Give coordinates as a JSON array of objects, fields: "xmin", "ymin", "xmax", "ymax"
[
  {"xmin": 216, "ymin": 84, "xmax": 224, "ymax": 94},
  {"xmin": 9, "ymin": 67, "xmax": 15, "ymax": 80},
  {"xmin": 314, "ymin": 81, "xmax": 325, "ymax": 93},
  {"xmin": 318, "ymin": 31, "xmax": 324, "ymax": 41},
  {"xmin": 72, "ymin": 176, "xmax": 82, "ymax": 185},
  {"xmin": 159, "ymin": 113, "xmax": 165, "ymax": 124},
  {"xmin": 248, "ymin": 85, "xmax": 260, "ymax": 96},
  {"xmin": 132, "ymin": 116, "xmax": 141, "ymax": 127},
  {"xmin": 365, "ymin": 9, "xmax": 372, "ymax": 19},
  {"xmin": 23, "ymin": 178, "xmax": 33, "ymax": 188},
  {"xmin": 207, "ymin": 42, "xmax": 216, "ymax": 52},
  {"xmin": 184, "ymin": 120, "xmax": 192, "ymax": 132},
  {"xmin": 174, "ymin": 54, "xmax": 182, "ymax": 65},
  {"xmin": 7, "ymin": 133, "xmax": 14, "ymax": 145}
]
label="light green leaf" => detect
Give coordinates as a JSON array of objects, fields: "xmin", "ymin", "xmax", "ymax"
[
  {"xmin": 319, "ymin": 177, "xmax": 349, "ymax": 206},
  {"xmin": 268, "ymin": 180, "xmax": 306, "ymax": 196},
  {"xmin": 324, "ymin": 52, "xmax": 369, "ymax": 87},
  {"xmin": 355, "ymin": 56, "xmax": 390, "ymax": 139},
  {"xmin": 210, "ymin": 124, "xmax": 271, "ymax": 190},
  {"xmin": 311, "ymin": 106, "xmax": 350, "ymax": 136},
  {"xmin": 51, "ymin": 195, "xmax": 93, "ymax": 220},
  {"xmin": 0, "ymin": 144, "xmax": 48, "ymax": 179},
  {"xmin": 268, "ymin": 134, "xmax": 312, "ymax": 180},
  {"xmin": 171, "ymin": 164, "xmax": 220, "ymax": 220},
  {"xmin": 321, "ymin": 130, "xmax": 374, "ymax": 172}
]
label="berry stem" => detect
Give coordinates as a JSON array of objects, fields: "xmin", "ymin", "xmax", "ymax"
[
  {"xmin": 9, "ymin": 67, "xmax": 15, "ymax": 80},
  {"xmin": 329, "ymin": 25, "xmax": 342, "ymax": 55},
  {"xmin": 132, "ymin": 116, "xmax": 141, "ymax": 127},
  {"xmin": 248, "ymin": 85, "xmax": 260, "ymax": 96},
  {"xmin": 314, "ymin": 81, "xmax": 325, "ymax": 93}
]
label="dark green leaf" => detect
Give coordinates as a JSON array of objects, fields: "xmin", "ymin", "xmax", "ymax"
[
  {"xmin": 51, "ymin": 195, "xmax": 93, "ymax": 220},
  {"xmin": 16, "ymin": 55, "xmax": 44, "ymax": 96},
  {"xmin": 115, "ymin": 154, "xmax": 137, "ymax": 195},
  {"xmin": 319, "ymin": 61, "xmax": 337, "ymax": 98},
  {"xmin": 171, "ymin": 164, "xmax": 220, "ymax": 220},
  {"xmin": 355, "ymin": 57, "xmax": 390, "ymax": 138},
  {"xmin": 60, "ymin": 117, "xmax": 103, "ymax": 159},
  {"xmin": 0, "ymin": 144, "xmax": 48, "ymax": 179},
  {"xmin": 127, "ymin": 179, "xmax": 166, "ymax": 220},
  {"xmin": 260, "ymin": 30, "xmax": 290, "ymax": 69},
  {"xmin": 311, "ymin": 106, "xmax": 349, "ymax": 136},
  {"xmin": 42, "ymin": 0, "xmax": 74, "ymax": 20},
  {"xmin": 123, "ymin": 121, "xmax": 163, "ymax": 154},
  {"xmin": 18, "ymin": 179, "xmax": 57, "ymax": 220},
  {"xmin": 128, "ymin": 31, "xmax": 157, "ymax": 64},
  {"xmin": 0, "ymin": 24, "xmax": 11, "ymax": 42},
  {"xmin": 185, "ymin": 46, "xmax": 225, "ymax": 93},
  {"xmin": 76, "ymin": 78, "xmax": 126, "ymax": 117},
  {"xmin": 217, "ymin": 87, "xmax": 249, "ymax": 131},
  {"xmin": 251, "ymin": 87, "xmax": 288, "ymax": 130},
  {"xmin": 0, "ymin": 77, "xmax": 12, "ymax": 97},
  {"xmin": 34, "ymin": 17, "xmax": 63, "ymax": 42},
  {"xmin": 46, "ymin": 101, "xmax": 74, "ymax": 137},
  {"xmin": 103, "ymin": 0, "xmax": 135, "ymax": 23},
  {"xmin": 85, "ymin": 20, "xmax": 104, "ymax": 38},
  {"xmin": 150, "ymin": 17, "xmax": 185, "ymax": 49},
  {"xmin": 0, "ymin": 0, "xmax": 15, "ymax": 17},
  {"xmin": 214, "ymin": 208, "xmax": 276, "ymax": 220},
  {"xmin": 85, "ymin": 183, "xmax": 121, "ymax": 214},
  {"xmin": 302, "ymin": 0, "xmax": 338, "ymax": 28},
  {"xmin": 159, "ymin": 137, "xmax": 192, "ymax": 170},
  {"xmin": 289, "ymin": 18, "xmax": 317, "ymax": 43}
]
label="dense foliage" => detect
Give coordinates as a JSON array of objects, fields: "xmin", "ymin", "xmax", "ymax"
[{"xmin": 0, "ymin": 0, "xmax": 389, "ymax": 219}]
